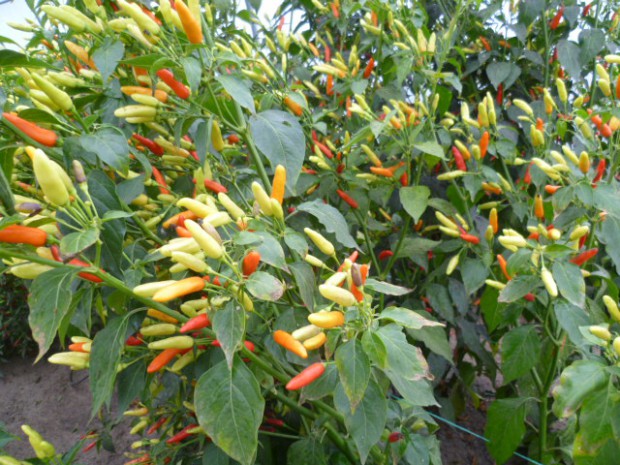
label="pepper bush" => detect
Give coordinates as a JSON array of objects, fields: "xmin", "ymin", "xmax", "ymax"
[{"xmin": 1, "ymin": 0, "xmax": 620, "ymax": 464}]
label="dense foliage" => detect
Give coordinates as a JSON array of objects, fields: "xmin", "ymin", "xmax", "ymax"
[{"xmin": 1, "ymin": 0, "xmax": 620, "ymax": 464}]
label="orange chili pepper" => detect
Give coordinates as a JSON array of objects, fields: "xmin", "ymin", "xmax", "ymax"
[
  {"xmin": 283, "ymin": 96, "xmax": 303, "ymax": 116},
  {"xmin": 273, "ymin": 330, "xmax": 308, "ymax": 359},
  {"xmin": 534, "ymin": 194, "xmax": 545, "ymax": 219},
  {"xmin": 0, "ymin": 225, "xmax": 47, "ymax": 247},
  {"xmin": 479, "ymin": 131, "xmax": 490, "ymax": 158},
  {"xmin": 497, "ymin": 254, "xmax": 511, "ymax": 280},
  {"xmin": 3, "ymin": 113, "xmax": 58, "ymax": 147},
  {"xmin": 175, "ymin": 0, "xmax": 203, "ymax": 44}
]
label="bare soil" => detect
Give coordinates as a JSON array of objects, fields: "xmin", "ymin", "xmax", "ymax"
[
  {"xmin": 0, "ymin": 356, "xmax": 131, "ymax": 465},
  {"xmin": 1, "ymin": 356, "xmax": 526, "ymax": 465}
]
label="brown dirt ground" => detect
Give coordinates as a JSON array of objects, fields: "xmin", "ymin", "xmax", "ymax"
[{"xmin": 0, "ymin": 356, "xmax": 131, "ymax": 465}]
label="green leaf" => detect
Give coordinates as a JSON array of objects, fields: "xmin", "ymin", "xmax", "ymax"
[
  {"xmin": 334, "ymin": 381, "xmax": 387, "ymax": 464},
  {"xmin": 498, "ymin": 275, "xmax": 540, "ymax": 302},
  {"xmin": 552, "ymin": 260, "xmax": 585, "ymax": 308},
  {"xmin": 181, "ymin": 56, "xmax": 202, "ymax": 92},
  {"xmin": 481, "ymin": 286, "xmax": 502, "ymax": 332},
  {"xmin": 60, "ymin": 228, "xmax": 99, "ymax": 255},
  {"xmin": 203, "ymin": 443, "xmax": 231, "ymax": 465},
  {"xmin": 116, "ymin": 360, "xmax": 147, "ymax": 416},
  {"xmin": 416, "ymin": 140, "xmax": 445, "ymax": 159},
  {"xmin": 406, "ymin": 324, "xmax": 453, "ymax": 363},
  {"xmin": 0, "ymin": 160, "xmax": 15, "ymax": 215},
  {"xmin": 379, "ymin": 307, "xmax": 444, "ymax": 329},
  {"xmin": 579, "ymin": 382, "xmax": 619, "ymax": 452},
  {"xmin": 335, "ymin": 339, "xmax": 370, "ymax": 411},
  {"xmin": 287, "ymin": 438, "xmax": 327, "ymax": 465},
  {"xmin": 254, "ymin": 231, "xmax": 288, "ymax": 271},
  {"xmin": 484, "ymin": 398, "xmax": 528, "ymax": 464},
  {"xmin": 388, "ymin": 370, "xmax": 437, "ymax": 406},
  {"xmin": 216, "ymin": 75, "xmax": 256, "ymax": 113},
  {"xmin": 102, "ymin": 210, "xmax": 134, "ymax": 221},
  {"xmin": 361, "ymin": 330, "xmax": 387, "ymax": 368},
  {"xmin": 245, "ymin": 271, "xmax": 284, "ymax": 301},
  {"xmin": 554, "ymin": 300, "xmax": 591, "ymax": 347},
  {"xmin": 194, "ymin": 357, "xmax": 265, "ymax": 465},
  {"xmin": 289, "ymin": 262, "xmax": 314, "ymax": 311},
  {"xmin": 400, "ymin": 186, "xmax": 430, "ymax": 222},
  {"xmin": 213, "ymin": 302, "xmax": 245, "ymax": 369},
  {"xmin": 552, "ymin": 360, "xmax": 608, "ymax": 418},
  {"xmin": 500, "ymin": 325, "xmax": 541, "ymax": 384},
  {"xmin": 598, "ymin": 215, "xmax": 620, "ymax": 275},
  {"xmin": 28, "ymin": 267, "xmax": 77, "ymax": 361},
  {"xmin": 249, "ymin": 110, "xmax": 305, "ymax": 192},
  {"xmin": 79, "ymin": 127, "xmax": 130, "ymax": 174},
  {"xmin": 486, "ymin": 62, "xmax": 515, "ymax": 88},
  {"xmin": 377, "ymin": 324, "xmax": 430, "ymax": 380},
  {"xmin": 364, "ymin": 278, "xmax": 412, "ymax": 296},
  {"xmin": 297, "ymin": 199, "xmax": 358, "ymax": 249},
  {"xmin": 0, "ymin": 49, "xmax": 53, "ymax": 69},
  {"xmin": 579, "ymin": 29, "xmax": 605, "ymax": 65},
  {"xmin": 557, "ymin": 39, "xmax": 582, "ymax": 79},
  {"xmin": 90, "ymin": 316, "xmax": 129, "ymax": 415},
  {"xmin": 92, "ymin": 38, "xmax": 124, "ymax": 83}
]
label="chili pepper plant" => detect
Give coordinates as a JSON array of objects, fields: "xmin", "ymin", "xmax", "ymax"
[{"xmin": 0, "ymin": 0, "xmax": 620, "ymax": 464}]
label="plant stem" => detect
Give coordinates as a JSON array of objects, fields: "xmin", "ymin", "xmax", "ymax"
[{"xmin": 243, "ymin": 131, "xmax": 272, "ymax": 190}]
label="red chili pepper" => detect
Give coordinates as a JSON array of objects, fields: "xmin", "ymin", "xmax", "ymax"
[
  {"xmin": 227, "ymin": 134, "xmax": 240, "ymax": 144},
  {"xmin": 452, "ymin": 146, "xmax": 467, "ymax": 171},
  {"xmin": 264, "ymin": 418, "xmax": 285, "ymax": 427},
  {"xmin": 400, "ymin": 172, "xmax": 409, "ymax": 186},
  {"xmin": 336, "ymin": 163, "xmax": 345, "ymax": 174},
  {"xmin": 378, "ymin": 250, "xmax": 393, "ymax": 261},
  {"xmin": 81, "ymin": 441, "xmax": 97, "ymax": 453},
  {"xmin": 570, "ymin": 248, "xmax": 598, "ymax": 266},
  {"xmin": 244, "ymin": 340, "xmax": 256, "ymax": 352},
  {"xmin": 156, "ymin": 69, "xmax": 190, "ymax": 100},
  {"xmin": 324, "ymin": 46, "xmax": 331, "ymax": 62},
  {"xmin": 165, "ymin": 424, "xmax": 198, "ymax": 444},
  {"xmin": 524, "ymin": 293, "xmax": 536, "ymax": 302},
  {"xmin": 146, "ymin": 417, "xmax": 167, "ymax": 435},
  {"xmin": 315, "ymin": 141, "xmax": 334, "ymax": 158},
  {"xmin": 126, "ymin": 334, "xmax": 144, "ymax": 346},
  {"xmin": 242, "ymin": 250, "xmax": 261, "ymax": 276},
  {"xmin": 285, "ymin": 363, "xmax": 325, "ymax": 390},
  {"xmin": 203, "ymin": 179, "xmax": 228, "ymax": 194},
  {"xmin": 50, "ymin": 244, "xmax": 63, "ymax": 262},
  {"xmin": 133, "ymin": 134, "xmax": 164, "ymax": 156},
  {"xmin": 496, "ymin": 83, "xmax": 504, "ymax": 105},
  {"xmin": 124, "ymin": 454, "xmax": 151, "ymax": 465},
  {"xmin": 152, "ymin": 167, "xmax": 170, "ymax": 195},
  {"xmin": 388, "ymin": 432, "xmax": 404, "ymax": 443},
  {"xmin": 69, "ymin": 258, "xmax": 104, "ymax": 283},
  {"xmin": 460, "ymin": 233, "xmax": 480, "ymax": 245},
  {"xmin": 583, "ymin": 3, "xmax": 592, "ymax": 16},
  {"xmin": 180, "ymin": 314, "xmax": 210, "ymax": 333},
  {"xmin": 593, "ymin": 159, "xmax": 606, "ymax": 183},
  {"xmin": 363, "ymin": 57, "xmax": 375, "ymax": 79},
  {"xmin": 550, "ymin": 5, "xmax": 565, "ymax": 30},
  {"xmin": 336, "ymin": 189, "xmax": 359, "ymax": 209},
  {"xmin": 524, "ymin": 163, "xmax": 532, "ymax": 185}
]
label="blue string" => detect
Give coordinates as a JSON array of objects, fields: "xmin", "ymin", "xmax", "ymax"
[{"xmin": 426, "ymin": 412, "xmax": 545, "ymax": 465}]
